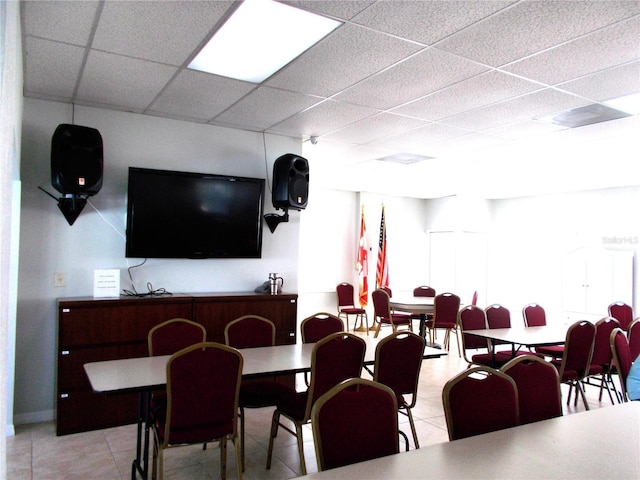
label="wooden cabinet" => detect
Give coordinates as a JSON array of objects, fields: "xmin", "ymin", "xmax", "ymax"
[{"xmin": 56, "ymin": 292, "xmax": 298, "ymax": 435}]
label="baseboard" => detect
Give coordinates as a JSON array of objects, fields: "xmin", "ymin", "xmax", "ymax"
[{"xmin": 13, "ymin": 409, "xmax": 54, "ymax": 426}]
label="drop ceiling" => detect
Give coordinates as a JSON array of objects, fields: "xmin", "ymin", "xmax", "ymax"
[{"xmin": 21, "ymin": 0, "xmax": 640, "ymax": 199}]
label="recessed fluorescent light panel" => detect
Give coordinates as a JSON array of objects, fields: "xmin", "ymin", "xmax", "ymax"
[
  {"xmin": 189, "ymin": 0, "xmax": 342, "ymax": 83},
  {"xmin": 538, "ymin": 103, "xmax": 631, "ymax": 128},
  {"xmin": 374, "ymin": 153, "xmax": 436, "ymax": 164},
  {"xmin": 603, "ymin": 93, "xmax": 640, "ymax": 115}
]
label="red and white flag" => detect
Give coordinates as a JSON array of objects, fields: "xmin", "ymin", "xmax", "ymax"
[
  {"xmin": 376, "ymin": 206, "xmax": 389, "ymax": 288},
  {"xmin": 356, "ymin": 207, "xmax": 368, "ymax": 307}
]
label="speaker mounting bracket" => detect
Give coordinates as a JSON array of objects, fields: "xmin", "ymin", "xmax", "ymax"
[{"xmin": 264, "ymin": 209, "xmax": 289, "ymax": 233}]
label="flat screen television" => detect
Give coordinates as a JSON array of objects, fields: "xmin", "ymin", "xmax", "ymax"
[{"xmin": 125, "ymin": 167, "xmax": 265, "ymax": 259}]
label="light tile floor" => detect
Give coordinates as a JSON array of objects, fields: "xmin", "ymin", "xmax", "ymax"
[{"xmin": 7, "ymin": 332, "xmax": 618, "ymax": 479}]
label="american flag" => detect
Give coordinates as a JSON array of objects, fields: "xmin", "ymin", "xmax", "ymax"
[
  {"xmin": 376, "ymin": 206, "xmax": 389, "ymax": 288},
  {"xmin": 356, "ymin": 208, "xmax": 368, "ymax": 307}
]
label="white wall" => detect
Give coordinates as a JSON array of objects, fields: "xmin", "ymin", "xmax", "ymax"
[
  {"xmin": 2, "ymin": 0, "xmax": 23, "ymax": 468},
  {"xmin": 16, "ymin": 98, "xmax": 302, "ymax": 423}
]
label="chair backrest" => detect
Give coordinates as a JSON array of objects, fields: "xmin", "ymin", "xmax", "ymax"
[
  {"xmin": 610, "ymin": 327, "xmax": 632, "ymax": 400},
  {"xmin": 628, "ymin": 318, "xmax": 640, "ymax": 361},
  {"xmin": 311, "ymin": 378, "xmax": 399, "ymax": 471},
  {"xmin": 162, "ymin": 342, "xmax": 242, "ymax": 446},
  {"xmin": 442, "ymin": 366, "xmax": 519, "ymax": 441},
  {"xmin": 224, "ymin": 315, "xmax": 275, "ymax": 348},
  {"xmin": 301, "ymin": 312, "xmax": 344, "ymax": 343},
  {"xmin": 522, "ymin": 303, "xmax": 546, "ymax": 327},
  {"xmin": 381, "ymin": 286, "xmax": 393, "ymax": 297},
  {"xmin": 501, "ymin": 354, "xmax": 562, "ymax": 425},
  {"xmin": 485, "ymin": 304, "xmax": 511, "ymax": 329},
  {"xmin": 305, "ymin": 332, "xmax": 366, "ymax": 421},
  {"xmin": 458, "ymin": 305, "xmax": 490, "ymax": 352},
  {"xmin": 372, "ymin": 288, "xmax": 392, "ymax": 324},
  {"xmin": 413, "ymin": 286, "xmax": 435, "ymax": 297},
  {"xmin": 336, "ymin": 282, "xmax": 356, "ymax": 309},
  {"xmin": 148, "ymin": 318, "xmax": 206, "ymax": 356},
  {"xmin": 373, "ymin": 332, "xmax": 426, "ymax": 407},
  {"xmin": 608, "ymin": 302, "xmax": 633, "ymax": 331},
  {"xmin": 471, "ymin": 290, "xmax": 478, "ymax": 306},
  {"xmin": 591, "ymin": 317, "xmax": 620, "ymax": 367},
  {"xmin": 433, "ymin": 293, "xmax": 460, "ymax": 328},
  {"xmin": 557, "ymin": 320, "xmax": 596, "ymax": 380}
]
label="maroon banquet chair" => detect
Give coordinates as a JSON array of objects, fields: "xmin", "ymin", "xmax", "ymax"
[
  {"xmin": 151, "ymin": 342, "xmax": 243, "ymax": 480},
  {"xmin": 610, "ymin": 327, "xmax": 633, "ymax": 402},
  {"xmin": 522, "ymin": 303, "xmax": 564, "ymax": 359},
  {"xmin": 608, "ymin": 301, "xmax": 633, "ymax": 331},
  {"xmin": 410, "ymin": 286, "xmax": 436, "ymax": 333},
  {"xmin": 266, "ymin": 332, "xmax": 366, "ymax": 475},
  {"xmin": 501, "ymin": 354, "xmax": 562, "ymax": 425},
  {"xmin": 147, "ymin": 318, "xmax": 207, "ymax": 421},
  {"xmin": 442, "ymin": 365, "xmax": 519, "ymax": 441},
  {"xmin": 371, "ymin": 288, "xmax": 413, "ymax": 338},
  {"xmin": 627, "ymin": 318, "xmax": 640, "ymax": 362},
  {"xmin": 583, "ymin": 316, "xmax": 620, "ymax": 404},
  {"xmin": 300, "ymin": 312, "xmax": 344, "ymax": 343},
  {"xmin": 336, "ymin": 282, "xmax": 368, "ymax": 332},
  {"xmin": 311, "ymin": 378, "xmax": 399, "ymax": 471},
  {"xmin": 300, "ymin": 312, "xmax": 345, "ymax": 386},
  {"xmin": 225, "ymin": 315, "xmax": 290, "ymax": 471},
  {"xmin": 458, "ymin": 305, "xmax": 508, "ymax": 368},
  {"xmin": 551, "ymin": 320, "xmax": 596, "ymax": 410},
  {"xmin": 430, "ymin": 293, "xmax": 461, "ymax": 355},
  {"xmin": 373, "ymin": 331, "xmax": 426, "ymax": 449}
]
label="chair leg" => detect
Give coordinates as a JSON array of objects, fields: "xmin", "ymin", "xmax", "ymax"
[
  {"xmin": 399, "ymin": 430, "xmax": 410, "ymax": 451},
  {"xmin": 576, "ymin": 381, "xmax": 590, "ymax": 410},
  {"xmin": 220, "ymin": 437, "xmax": 227, "ymax": 480},
  {"xmin": 266, "ymin": 410, "xmax": 280, "ymax": 469},
  {"xmin": 295, "ymin": 422, "xmax": 307, "ymax": 476},
  {"xmin": 234, "ymin": 435, "xmax": 243, "ymax": 480},
  {"xmin": 403, "ymin": 407, "xmax": 420, "ymax": 449},
  {"xmin": 239, "ymin": 406, "xmax": 246, "ymax": 472}
]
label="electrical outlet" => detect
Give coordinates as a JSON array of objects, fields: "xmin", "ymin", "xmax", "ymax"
[{"xmin": 54, "ymin": 272, "xmax": 66, "ymax": 287}]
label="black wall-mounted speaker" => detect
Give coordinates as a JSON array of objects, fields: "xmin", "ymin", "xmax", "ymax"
[
  {"xmin": 51, "ymin": 124, "xmax": 103, "ymax": 195},
  {"xmin": 272, "ymin": 153, "xmax": 309, "ymax": 210}
]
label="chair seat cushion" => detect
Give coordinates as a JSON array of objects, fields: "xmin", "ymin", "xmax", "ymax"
[
  {"xmin": 535, "ymin": 345, "xmax": 564, "ymax": 357},
  {"xmin": 340, "ymin": 307, "xmax": 366, "ymax": 314},
  {"xmin": 471, "ymin": 352, "xmax": 509, "ymax": 368},
  {"xmin": 240, "ymin": 379, "xmax": 291, "ymax": 408},
  {"xmin": 275, "ymin": 389, "xmax": 309, "ymax": 421},
  {"xmin": 381, "ymin": 313, "xmax": 412, "ymax": 325}
]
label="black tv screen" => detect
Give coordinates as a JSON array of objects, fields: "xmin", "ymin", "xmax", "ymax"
[{"xmin": 125, "ymin": 167, "xmax": 265, "ymax": 259}]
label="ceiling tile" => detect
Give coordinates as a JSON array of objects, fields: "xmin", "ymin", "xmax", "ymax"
[
  {"xmin": 23, "ymin": 38, "xmax": 85, "ymax": 100},
  {"xmin": 93, "ymin": 1, "xmax": 234, "ymax": 65},
  {"xmin": 504, "ymin": 17, "xmax": 640, "ymax": 86},
  {"xmin": 334, "ymin": 47, "xmax": 489, "ymax": 110},
  {"xmin": 281, "ymin": 0, "xmax": 376, "ymax": 21},
  {"xmin": 266, "ymin": 23, "xmax": 422, "ymax": 97},
  {"xmin": 214, "ymin": 87, "xmax": 323, "ymax": 131},
  {"xmin": 442, "ymin": 88, "xmax": 589, "ymax": 131},
  {"xmin": 323, "ymin": 112, "xmax": 427, "ymax": 144},
  {"xmin": 77, "ymin": 51, "xmax": 178, "ymax": 112},
  {"xmin": 22, "ymin": 0, "xmax": 99, "ymax": 46},
  {"xmin": 558, "ymin": 61, "xmax": 640, "ymax": 102},
  {"xmin": 268, "ymin": 99, "xmax": 378, "ymax": 138},
  {"xmin": 351, "ymin": 0, "xmax": 515, "ymax": 45},
  {"xmin": 149, "ymin": 69, "xmax": 256, "ymax": 122},
  {"xmin": 392, "ymin": 70, "xmax": 543, "ymax": 121},
  {"xmin": 436, "ymin": 0, "xmax": 640, "ymax": 67},
  {"xmin": 367, "ymin": 122, "xmax": 470, "ymax": 156}
]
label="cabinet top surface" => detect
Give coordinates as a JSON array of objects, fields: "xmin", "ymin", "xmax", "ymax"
[{"xmin": 57, "ymin": 291, "xmax": 298, "ymax": 306}]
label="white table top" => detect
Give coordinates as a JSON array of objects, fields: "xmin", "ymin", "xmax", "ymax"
[
  {"xmin": 464, "ymin": 325, "xmax": 568, "ymax": 347},
  {"xmin": 300, "ymin": 402, "xmax": 640, "ymax": 479},
  {"xmin": 84, "ymin": 337, "xmax": 447, "ymax": 393}
]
